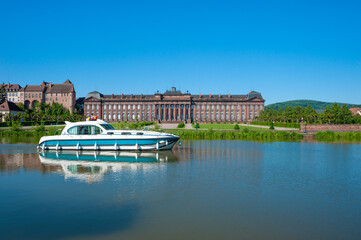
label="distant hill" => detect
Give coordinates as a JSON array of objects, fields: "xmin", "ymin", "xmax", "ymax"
[{"xmin": 266, "ymin": 100, "xmax": 361, "ymax": 112}]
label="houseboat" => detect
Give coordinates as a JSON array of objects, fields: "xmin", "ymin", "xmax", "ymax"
[{"xmin": 38, "ymin": 119, "xmax": 179, "ymax": 151}]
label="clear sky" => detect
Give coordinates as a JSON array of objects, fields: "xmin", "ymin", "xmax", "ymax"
[{"xmin": 0, "ymin": 0, "xmax": 360, "ymax": 104}]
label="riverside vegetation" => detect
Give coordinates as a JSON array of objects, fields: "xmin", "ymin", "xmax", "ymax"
[
  {"xmin": 258, "ymin": 103, "xmax": 361, "ymax": 124},
  {"xmin": 1, "ymin": 120, "xmax": 361, "ymax": 142},
  {"xmin": 1, "ymin": 123, "xmax": 361, "ymax": 142}
]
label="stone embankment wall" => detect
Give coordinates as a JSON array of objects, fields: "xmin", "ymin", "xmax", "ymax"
[{"xmin": 300, "ymin": 123, "xmax": 361, "ymax": 132}]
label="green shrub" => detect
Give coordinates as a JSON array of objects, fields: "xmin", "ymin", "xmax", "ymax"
[
  {"xmin": 270, "ymin": 122, "xmax": 275, "ymax": 130},
  {"xmin": 234, "ymin": 124, "xmax": 240, "ymax": 130},
  {"xmin": 35, "ymin": 122, "xmax": 45, "ymax": 133},
  {"xmin": 316, "ymin": 131, "xmax": 361, "ymax": 141},
  {"xmin": 9, "ymin": 121, "xmax": 21, "ymax": 132},
  {"xmin": 195, "ymin": 123, "xmax": 200, "ymax": 129},
  {"xmin": 177, "ymin": 122, "xmax": 185, "ymax": 128}
]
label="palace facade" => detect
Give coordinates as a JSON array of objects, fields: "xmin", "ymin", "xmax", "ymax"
[
  {"xmin": 84, "ymin": 87, "xmax": 265, "ymax": 123},
  {"xmin": 1, "ymin": 80, "xmax": 76, "ymax": 113}
]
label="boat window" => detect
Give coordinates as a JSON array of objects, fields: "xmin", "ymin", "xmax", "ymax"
[
  {"xmin": 100, "ymin": 124, "xmax": 115, "ymax": 130},
  {"xmin": 68, "ymin": 125, "xmax": 102, "ymax": 135},
  {"xmin": 68, "ymin": 126, "xmax": 79, "ymax": 135},
  {"xmin": 136, "ymin": 132, "xmax": 144, "ymax": 135},
  {"xmin": 121, "ymin": 132, "xmax": 131, "ymax": 135}
]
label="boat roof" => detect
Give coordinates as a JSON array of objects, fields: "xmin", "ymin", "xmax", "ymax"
[{"xmin": 64, "ymin": 119, "xmax": 110, "ymax": 126}]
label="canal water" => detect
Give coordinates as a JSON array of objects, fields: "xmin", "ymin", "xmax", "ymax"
[{"xmin": 0, "ymin": 140, "xmax": 360, "ymax": 240}]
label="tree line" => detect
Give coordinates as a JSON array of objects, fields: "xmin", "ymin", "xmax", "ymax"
[
  {"xmin": 4, "ymin": 102, "xmax": 84, "ymax": 123},
  {"xmin": 257, "ymin": 103, "xmax": 361, "ymax": 124}
]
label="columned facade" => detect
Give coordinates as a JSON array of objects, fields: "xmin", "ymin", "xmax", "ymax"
[{"xmin": 84, "ymin": 88, "xmax": 265, "ymax": 123}]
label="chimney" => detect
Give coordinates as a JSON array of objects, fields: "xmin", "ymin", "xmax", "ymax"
[
  {"xmin": 218, "ymin": 93, "xmax": 221, "ymax": 98},
  {"xmin": 122, "ymin": 93, "xmax": 124, "ymax": 98},
  {"xmin": 228, "ymin": 93, "xmax": 231, "ymax": 98},
  {"xmin": 209, "ymin": 94, "xmax": 211, "ymax": 98},
  {"xmin": 199, "ymin": 93, "xmax": 201, "ymax": 98},
  {"xmin": 112, "ymin": 94, "xmax": 114, "ymax": 98}
]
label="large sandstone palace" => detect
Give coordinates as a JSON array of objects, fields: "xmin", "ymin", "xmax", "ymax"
[
  {"xmin": 1, "ymin": 80, "xmax": 76, "ymax": 113},
  {"xmin": 84, "ymin": 87, "xmax": 265, "ymax": 123}
]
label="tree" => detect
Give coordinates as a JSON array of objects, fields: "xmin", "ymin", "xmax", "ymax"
[{"xmin": 0, "ymin": 85, "xmax": 6, "ymax": 104}]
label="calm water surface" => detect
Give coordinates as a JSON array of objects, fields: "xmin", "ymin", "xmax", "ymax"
[{"xmin": 0, "ymin": 139, "xmax": 360, "ymax": 240}]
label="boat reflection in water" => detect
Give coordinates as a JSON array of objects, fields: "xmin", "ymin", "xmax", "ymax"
[{"xmin": 38, "ymin": 150, "xmax": 178, "ymax": 183}]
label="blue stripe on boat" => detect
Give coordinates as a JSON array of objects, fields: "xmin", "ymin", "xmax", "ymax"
[{"xmin": 41, "ymin": 138, "xmax": 176, "ymax": 146}]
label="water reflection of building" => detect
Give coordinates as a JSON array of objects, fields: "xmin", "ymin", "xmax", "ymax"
[
  {"xmin": 173, "ymin": 140, "xmax": 265, "ymax": 189},
  {"xmin": 0, "ymin": 153, "xmax": 61, "ymax": 173}
]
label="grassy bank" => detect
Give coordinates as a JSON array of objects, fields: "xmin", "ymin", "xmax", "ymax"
[
  {"xmin": 250, "ymin": 121, "xmax": 300, "ymax": 129},
  {"xmin": 111, "ymin": 121, "xmax": 154, "ymax": 130},
  {"xmin": 0, "ymin": 126, "xmax": 64, "ymax": 137},
  {"xmin": 315, "ymin": 131, "xmax": 361, "ymax": 141},
  {"xmin": 193, "ymin": 123, "xmax": 267, "ymax": 131},
  {"xmin": 166, "ymin": 129, "xmax": 303, "ymax": 141}
]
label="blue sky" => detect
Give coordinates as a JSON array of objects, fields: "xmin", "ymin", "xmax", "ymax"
[{"xmin": 0, "ymin": 0, "xmax": 360, "ymax": 104}]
